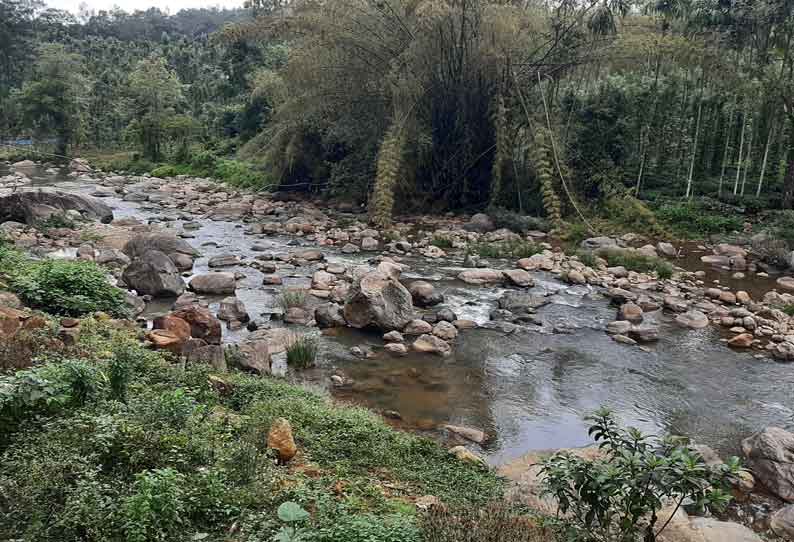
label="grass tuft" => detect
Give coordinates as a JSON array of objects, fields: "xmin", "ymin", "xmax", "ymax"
[
  {"xmin": 278, "ymin": 289, "xmax": 307, "ymax": 310},
  {"xmin": 467, "ymin": 239, "xmax": 541, "ymax": 259},
  {"xmin": 286, "ymin": 334, "xmax": 318, "ymax": 368},
  {"xmin": 597, "ymin": 248, "xmax": 673, "ymax": 279}
]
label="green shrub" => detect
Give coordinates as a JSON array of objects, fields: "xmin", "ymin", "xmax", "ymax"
[
  {"xmin": 11, "ymin": 259, "xmax": 128, "ymax": 317},
  {"xmin": 36, "ymin": 213, "xmax": 78, "ymax": 230},
  {"xmin": 286, "ymin": 335, "xmax": 318, "ymax": 369},
  {"xmin": 430, "ymin": 235, "xmax": 454, "ymax": 249},
  {"xmin": 541, "ymin": 408, "xmax": 740, "ymax": 542},
  {"xmin": 576, "ymin": 250, "xmax": 597, "ymax": 268},
  {"xmin": 122, "ymin": 468, "xmax": 189, "ymax": 542},
  {"xmin": 598, "ymin": 247, "xmax": 673, "ymax": 278},
  {"xmin": 468, "ymin": 239, "xmax": 541, "ymax": 259},
  {"xmin": 214, "ymin": 159, "xmax": 265, "ymax": 188},
  {"xmin": 656, "ymin": 202, "xmax": 743, "ymax": 238}
]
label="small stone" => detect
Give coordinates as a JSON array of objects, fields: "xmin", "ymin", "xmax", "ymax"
[
  {"xmin": 503, "ymin": 269, "xmax": 534, "ymax": 287},
  {"xmin": 412, "ymin": 334, "xmax": 451, "ymax": 356},
  {"xmin": 606, "ymin": 320, "xmax": 632, "ymax": 335},
  {"xmin": 384, "ymin": 343, "xmax": 408, "ymax": 356},
  {"xmin": 432, "ymin": 320, "xmax": 458, "ymax": 341},
  {"xmin": 383, "ymin": 330, "xmax": 404, "ymax": 342},
  {"xmin": 613, "ymin": 334, "xmax": 637, "ymax": 345},
  {"xmin": 443, "ymin": 424, "xmax": 487, "ymax": 444},
  {"xmin": 267, "ymin": 417, "xmax": 297, "ymax": 463},
  {"xmin": 618, "ymin": 302, "xmax": 643, "ymax": 323},
  {"xmin": 404, "ymin": 319, "xmax": 433, "ymax": 335},
  {"xmin": 727, "ymin": 333, "xmax": 754, "ymax": 348}
]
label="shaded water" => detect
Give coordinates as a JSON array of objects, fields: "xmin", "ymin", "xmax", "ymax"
[{"xmin": 4, "ymin": 163, "xmax": 794, "ymax": 464}]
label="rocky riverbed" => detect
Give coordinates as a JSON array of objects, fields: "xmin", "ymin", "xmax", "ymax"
[{"xmin": 5, "ymin": 158, "xmax": 794, "ymax": 539}]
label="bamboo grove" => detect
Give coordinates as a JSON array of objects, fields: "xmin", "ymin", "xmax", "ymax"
[{"xmin": 2, "ymin": 0, "xmax": 793, "ymax": 227}]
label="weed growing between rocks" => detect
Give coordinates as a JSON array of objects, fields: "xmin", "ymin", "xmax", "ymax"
[
  {"xmin": 286, "ymin": 334, "xmax": 318, "ymax": 368},
  {"xmin": 278, "ymin": 289, "xmax": 307, "ymax": 310},
  {"xmin": 430, "ymin": 235, "xmax": 454, "ymax": 249},
  {"xmin": 467, "ymin": 239, "xmax": 542, "ymax": 259},
  {"xmin": 0, "ymin": 321, "xmax": 504, "ymax": 541}
]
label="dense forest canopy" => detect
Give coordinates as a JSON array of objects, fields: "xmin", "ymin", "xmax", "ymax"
[{"xmin": 1, "ymin": 0, "xmax": 793, "ymax": 229}]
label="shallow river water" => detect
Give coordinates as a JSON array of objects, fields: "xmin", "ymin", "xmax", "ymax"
[{"xmin": 5, "ymin": 163, "xmax": 794, "ymax": 465}]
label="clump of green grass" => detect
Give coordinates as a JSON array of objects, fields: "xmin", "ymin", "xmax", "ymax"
[
  {"xmin": 430, "ymin": 235, "xmax": 454, "ymax": 249},
  {"xmin": 278, "ymin": 289, "xmax": 307, "ymax": 310},
  {"xmin": 286, "ymin": 334, "xmax": 318, "ymax": 368},
  {"xmin": 576, "ymin": 250, "xmax": 597, "ymax": 268},
  {"xmin": 597, "ymin": 248, "xmax": 673, "ymax": 279},
  {"xmin": 782, "ymin": 304, "xmax": 794, "ymax": 317},
  {"xmin": 467, "ymin": 239, "xmax": 541, "ymax": 259},
  {"xmin": 36, "ymin": 213, "xmax": 78, "ymax": 231}
]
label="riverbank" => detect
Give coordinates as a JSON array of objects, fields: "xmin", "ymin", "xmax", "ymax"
[{"xmin": 4, "ymin": 157, "xmax": 794, "ymax": 540}]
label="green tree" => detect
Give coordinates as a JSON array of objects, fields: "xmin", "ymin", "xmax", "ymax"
[
  {"xmin": 127, "ymin": 55, "xmax": 185, "ymax": 161},
  {"xmin": 17, "ymin": 43, "xmax": 89, "ymax": 156}
]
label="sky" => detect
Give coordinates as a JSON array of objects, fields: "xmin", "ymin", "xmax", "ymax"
[{"xmin": 45, "ymin": 0, "xmax": 242, "ymax": 15}]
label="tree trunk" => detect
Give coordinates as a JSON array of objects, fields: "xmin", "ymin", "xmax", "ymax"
[
  {"xmin": 740, "ymin": 124, "xmax": 754, "ymax": 196},
  {"xmin": 733, "ymin": 105, "xmax": 747, "ymax": 195},
  {"xmin": 685, "ymin": 99, "xmax": 703, "ymax": 198},
  {"xmin": 757, "ymin": 120, "xmax": 776, "ymax": 197},
  {"xmin": 783, "ymin": 152, "xmax": 794, "ymax": 209},
  {"xmin": 719, "ymin": 103, "xmax": 734, "ymax": 197}
]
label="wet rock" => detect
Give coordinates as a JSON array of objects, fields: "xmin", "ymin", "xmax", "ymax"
[
  {"xmin": 618, "ymin": 302, "xmax": 643, "ymax": 323},
  {"xmin": 409, "ymin": 281, "xmax": 444, "ymax": 307},
  {"xmin": 630, "ymin": 325, "xmax": 660, "ymax": 343},
  {"xmin": 605, "ymin": 287, "xmax": 638, "ymax": 304},
  {"xmin": 432, "ymin": 321, "xmax": 458, "ymax": 341},
  {"xmin": 607, "ymin": 266, "xmax": 628, "ymax": 278},
  {"xmin": 122, "ymin": 250, "xmax": 185, "ymax": 297},
  {"xmin": 231, "ymin": 339, "xmax": 271, "ymax": 374},
  {"xmin": 675, "ymin": 310, "xmax": 709, "ymax": 329},
  {"xmin": 771, "ymin": 341, "xmax": 794, "ymax": 361},
  {"xmin": 436, "ymin": 308, "xmax": 457, "ymax": 322},
  {"xmin": 517, "ymin": 253, "xmax": 554, "ymax": 271},
  {"xmin": 736, "ymin": 291, "xmax": 751, "ymax": 304},
  {"xmin": 315, "ymin": 303, "xmax": 346, "ymax": 328},
  {"xmin": 657, "ymin": 242, "xmax": 677, "ymax": 258},
  {"xmin": 312, "ymin": 270, "xmax": 335, "ymax": 290},
  {"xmin": 448, "ymin": 445, "xmax": 485, "ymax": 466},
  {"xmin": 210, "ymin": 202, "xmax": 252, "ymax": 221},
  {"xmin": 208, "ymin": 254, "xmax": 240, "ymax": 268},
  {"xmin": 267, "ymin": 418, "xmax": 297, "ymax": 463},
  {"xmin": 341, "ymin": 243, "xmax": 360, "ymax": 254},
  {"xmin": 95, "ymin": 248, "xmax": 130, "ymax": 267},
  {"xmin": 580, "ymin": 236, "xmax": 617, "ymax": 251},
  {"xmin": 715, "ymin": 243, "xmax": 747, "ymax": 258},
  {"xmin": 741, "ymin": 427, "xmax": 794, "ymax": 502},
  {"xmin": 719, "ymin": 291, "xmax": 737, "ymax": 304},
  {"xmin": 377, "ymin": 261, "xmax": 406, "ymax": 280},
  {"xmin": 464, "ymin": 213, "xmax": 495, "ymax": 233},
  {"xmin": 443, "ymin": 424, "xmax": 487, "ymax": 444},
  {"xmin": 727, "ymin": 333, "xmax": 754, "ymax": 348},
  {"xmin": 606, "ymin": 320, "xmax": 632, "ymax": 335},
  {"xmin": 385, "ymin": 342, "xmax": 408, "ymax": 356},
  {"xmin": 284, "ymin": 307, "xmax": 312, "ymax": 325},
  {"xmin": 412, "ymin": 334, "xmax": 451, "ymax": 356},
  {"xmin": 566, "ymin": 270, "xmax": 586, "ymax": 285},
  {"xmin": 457, "ymin": 269, "xmax": 504, "ymax": 285},
  {"xmin": 262, "ymin": 274, "xmax": 283, "ymax": 285},
  {"xmin": 343, "ymin": 270, "xmax": 414, "ymax": 331},
  {"xmin": 612, "ymin": 334, "xmax": 637, "ymax": 345},
  {"xmin": 172, "ymin": 306, "xmax": 222, "ymax": 345},
  {"xmin": 777, "ymin": 277, "xmax": 794, "ymax": 292},
  {"xmin": 217, "ymin": 297, "xmax": 249, "ymax": 322},
  {"xmin": 770, "ymin": 504, "xmax": 794, "ymax": 540},
  {"xmin": 0, "ymin": 189, "xmax": 113, "ymax": 225},
  {"xmin": 189, "ymin": 272, "xmax": 236, "ymax": 295},
  {"xmin": 701, "ymin": 255, "xmax": 731, "ymax": 267},
  {"xmin": 361, "ymin": 236, "xmax": 378, "ymax": 251},
  {"xmin": 503, "ymin": 269, "xmax": 535, "ymax": 288},
  {"xmin": 383, "ymin": 330, "xmax": 404, "ymax": 342},
  {"xmin": 403, "ymin": 319, "xmax": 433, "ymax": 335},
  {"xmin": 664, "ymin": 295, "xmax": 689, "ymax": 313},
  {"xmin": 123, "ymin": 232, "xmax": 198, "ymax": 270}
]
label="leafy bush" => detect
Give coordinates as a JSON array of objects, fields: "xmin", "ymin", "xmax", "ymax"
[
  {"xmin": 286, "ymin": 335, "xmax": 318, "ymax": 369},
  {"xmin": 597, "ymin": 248, "xmax": 673, "ymax": 279},
  {"xmin": 656, "ymin": 202, "xmax": 743, "ymax": 238},
  {"xmin": 10, "ymin": 259, "xmax": 127, "ymax": 317},
  {"xmin": 214, "ymin": 159, "xmax": 264, "ymax": 188},
  {"xmin": 122, "ymin": 468, "xmax": 189, "ymax": 542},
  {"xmin": 467, "ymin": 239, "xmax": 541, "ymax": 259},
  {"xmin": 541, "ymin": 408, "xmax": 740, "ymax": 542},
  {"xmin": 430, "ymin": 235, "xmax": 454, "ymax": 249}
]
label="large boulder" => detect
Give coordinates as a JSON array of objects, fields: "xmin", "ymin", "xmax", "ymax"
[
  {"xmin": 343, "ymin": 270, "xmax": 414, "ymax": 331},
  {"xmin": 457, "ymin": 269, "xmax": 504, "ymax": 285},
  {"xmin": 409, "ymin": 281, "xmax": 444, "ymax": 307},
  {"xmin": 229, "ymin": 338, "xmax": 271, "ymax": 374},
  {"xmin": 0, "ymin": 189, "xmax": 113, "ymax": 224},
  {"xmin": 315, "ymin": 303, "xmax": 347, "ymax": 328},
  {"xmin": 123, "ymin": 233, "xmax": 199, "ymax": 271},
  {"xmin": 172, "ymin": 306, "xmax": 222, "ymax": 345},
  {"xmin": 217, "ymin": 297, "xmax": 249, "ymax": 322},
  {"xmin": 122, "ymin": 250, "xmax": 185, "ymax": 297},
  {"xmin": 189, "ymin": 272, "xmax": 236, "ymax": 295},
  {"xmin": 464, "ymin": 213, "xmax": 495, "ymax": 233},
  {"xmin": 741, "ymin": 427, "xmax": 794, "ymax": 502}
]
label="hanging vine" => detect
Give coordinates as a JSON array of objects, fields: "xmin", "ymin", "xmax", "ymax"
[{"xmin": 369, "ymin": 122, "xmax": 406, "ymax": 228}]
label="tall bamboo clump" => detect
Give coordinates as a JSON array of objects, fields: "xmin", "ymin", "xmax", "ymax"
[
  {"xmin": 489, "ymin": 93, "xmax": 508, "ymax": 206},
  {"xmin": 369, "ymin": 123, "xmax": 406, "ymax": 228},
  {"xmin": 532, "ymin": 126, "xmax": 563, "ymax": 228}
]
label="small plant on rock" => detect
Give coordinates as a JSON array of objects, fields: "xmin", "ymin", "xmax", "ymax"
[
  {"xmin": 278, "ymin": 289, "xmax": 307, "ymax": 310},
  {"xmin": 430, "ymin": 235, "xmax": 454, "ymax": 249},
  {"xmin": 286, "ymin": 335, "xmax": 318, "ymax": 369},
  {"xmin": 541, "ymin": 408, "xmax": 741, "ymax": 542}
]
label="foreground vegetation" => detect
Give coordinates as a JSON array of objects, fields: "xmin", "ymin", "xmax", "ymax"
[{"xmin": 0, "ymin": 320, "xmax": 505, "ymax": 541}]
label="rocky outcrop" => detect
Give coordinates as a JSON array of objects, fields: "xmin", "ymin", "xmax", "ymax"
[
  {"xmin": 0, "ymin": 189, "xmax": 113, "ymax": 224},
  {"xmin": 343, "ymin": 270, "xmax": 414, "ymax": 331},
  {"xmin": 122, "ymin": 250, "xmax": 185, "ymax": 297},
  {"xmin": 741, "ymin": 427, "xmax": 794, "ymax": 502}
]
